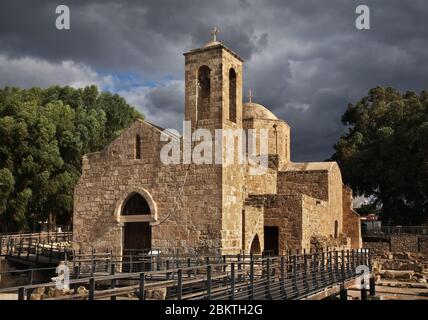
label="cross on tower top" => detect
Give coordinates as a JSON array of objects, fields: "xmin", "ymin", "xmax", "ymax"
[
  {"xmin": 210, "ymin": 27, "xmax": 220, "ymax": 42},
  {"xmin": 248, "ymin": 89, "xmax": 253, "ymax": 103}
]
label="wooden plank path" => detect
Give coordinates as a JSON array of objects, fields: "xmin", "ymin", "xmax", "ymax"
[{"xmin": 0, "ymin": 247, "xmax": 376, "ymax": 300}]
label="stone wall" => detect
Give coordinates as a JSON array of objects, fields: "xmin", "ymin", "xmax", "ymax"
[
  {"xmin": 262, "ymin": 194, "xmax": 304, "ymax": 254},
  {"xmin": 342, "ymin": 185, "xmax": 362, "ymax": 248},
  {"xmin": 362, "ymin": 241, "xmax": 391, "ymax": 255},
  {"xmin": 420, "ymin": 237, "xmax": 428, "ymax": 253},
  {"xmin": 363, "ymin": 235, "xmax": 428, "ymax": 254},
  {"xmin": 301, "ymin": 195, "xmax": 328, "ymax": 250},
  {"xmin": 277, "ymin": 170, "xmax": 329, "ymax": 201},
  {"xmin": 327, "ymin": 164, "xmax": 344, "ymax": 239},
  {"xmin": 390, "ymin": 235, "xmax": 419, "ymax": 252},
  {"xmin": 73, "ymin": 120, "xmax": 224, "ymax": 256}
]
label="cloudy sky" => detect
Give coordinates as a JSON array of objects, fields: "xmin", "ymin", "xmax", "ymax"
[{"xmin": 0, "ymin": 0, "xmax": 427, "ymax": 161}]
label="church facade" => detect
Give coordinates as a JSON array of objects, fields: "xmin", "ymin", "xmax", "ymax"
[{"xmin": 72, "ymin": 34, "xmax": 361, "ymax": 256}]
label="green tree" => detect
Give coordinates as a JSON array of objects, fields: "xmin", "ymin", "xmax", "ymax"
[
  {"xmin": 332, "ymin": 87, "xmax": 428, "ymax": 225},
  {"xmin": 0, "ymin": 86, "xmax": 143, "ymax": 232}
]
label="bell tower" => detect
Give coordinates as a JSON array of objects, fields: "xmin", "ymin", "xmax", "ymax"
[{"xmin": 183, "ymin": 27, "xmax": 244, "ymax": 130}]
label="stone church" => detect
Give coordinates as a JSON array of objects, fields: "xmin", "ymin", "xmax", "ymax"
[{"xmin": 73, "ymin": 31, "xmax": 361, "ymax": 256}]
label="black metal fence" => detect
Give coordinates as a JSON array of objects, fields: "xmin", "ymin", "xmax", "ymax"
[
  {"xmin": 0, "ymin": 248, "xmax": 372, "ymax": 300},
  {"xmin": 0, "ymin": 231, "xmax": 73, "ymax": 262}
]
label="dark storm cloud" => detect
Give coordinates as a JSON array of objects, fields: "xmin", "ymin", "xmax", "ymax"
[{"xmin": 0, "ymin": 0, "xmax": 427, "ymax": 161}]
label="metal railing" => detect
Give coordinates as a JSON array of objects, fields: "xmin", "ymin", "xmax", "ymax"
[
  {"xmin": 0, "ymin": 232, "xmax": 73, "ymax": 262},
  {"xmin": 0, "ymin": 248, "xmax": 372, "ymax": 300},
  {"xmin": 362, "ymin": 226, "xmax": 428, "ymax": 237}
]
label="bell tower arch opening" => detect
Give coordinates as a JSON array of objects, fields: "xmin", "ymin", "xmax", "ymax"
[
  {"xmin": 229, "ymin": 68, "xmax": 237, "ymax": 123},
  {"xmin": 197, "ymin": 65, "xmax": 211, "ymax": 120}
]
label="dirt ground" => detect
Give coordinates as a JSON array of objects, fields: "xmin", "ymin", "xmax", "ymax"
[{"xmin": 347, "ymin": 280, "xmax": 428, "ymax": 300}]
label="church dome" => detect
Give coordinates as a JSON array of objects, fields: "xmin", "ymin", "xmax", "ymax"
[{"xmin": 243, "ymin": 102, "xmax": 278, "ymax": 120}]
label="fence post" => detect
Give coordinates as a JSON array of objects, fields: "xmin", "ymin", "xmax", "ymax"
[
  {"xmin": 49, "ymin": 241, "xmax": 53, "ymax": 262},
  {"xmin": 341, "ymin": 250, "xmax": 345, "ymax": 282},
  {"xmin": 249, "ymin": 256, "xmax": 254, "ymax": 300},
  {"xmin": 368, "ymin": 249, "xmax": 372, "ymax": 271},
  {"xmin": 334, "ymin": 251, "xmax": 339, "ymax": 282},
  {"xmin": 321, "ymin": 251, "xmax": 326, "ymax": 284},
  {"xmin": 29, "ymin": 269, "xmax": 34, "ymax": 285},
  {"xmin": 6, "ymin": 238, "xmax": 10, "ymax": 255},
  {"xmin": 88, "ymin": 278, "xmax": 95, "ymax": 300},
  {"xmin": 369, "ymin": 277, "xmax": 376, "ymax": 297},
  {"xmin": 303, "ymin": 252, "xmax": 309, "ymax": 294},
  {"xmin": 110, "ymin": 263, "xmax": 116, "ymax": 301},
  {"xmin": 293, "ymin": 254, "xmax": 299, "ymax": 296},
  {"xmin": 265, "ymin": 258, "xmax": 272, "ymax": 299},
  {"xmin": 91, "ymin": 249, "xmax": 96, "ymax": 276},
  {"xmin": 177, "ymin": 269, "xmax": 183, "ymax": 300},
  {"xmin": 313, "ymin": 253, "xmax": 319, "ymax": 289},
  {"xmin": 280, "ymin": 256, "xmax": 286, "ymax": 298},
  {"xmin": 206, "ymin": 265, "xmax": 212, "ymax": 300},
  {"xmin": 17, "ymin": 238, "xmax": 23, "ymax": 258},
  {"xmin": 35, "ymin": 242, "xmax": 40, "ymax": 263},
  {"xmin": 166, "ymin": 260, "xmax": 170, "ymax": 280},
  {"xmin": 18, "ymin": 287, "xmax": 25, "ymax": 300},
  {"xmin": 340, "ymin": 285, "xmax": 348, "ymax": 300},
  {"xmin": 139, "ymin": 273, "xmax": 145, "ymax": 300},
  {"xmin": 346, "ymin": 250, "xmax": 351, "ymax": 278},
  {"xmin": 187, "ymin": 258, "xmax": 191, "ymax": 278},
  {"xmin": 26, "ymin": 287, "xmax": 32, "ymax": 300},
  {"xmin": 27, "ymin": 238, "xmax": 32, "ymax": 260},
  {"xmin": 361, "ymin": 284, "xmax": 368, "ymax": 300},
  {"xmin": 237, "ymin": 254, "xmax": 242, "ymax": 282},
  {"xmin": 230, "ymin": 262, "xmax": 235, "ymax": 300}
]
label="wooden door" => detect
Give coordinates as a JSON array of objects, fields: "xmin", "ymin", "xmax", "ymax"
[{"xmin": 124, "ymin": 222, "xmax": 151, "ymax": 252}]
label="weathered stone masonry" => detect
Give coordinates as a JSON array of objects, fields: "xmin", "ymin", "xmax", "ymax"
[{"xmin": 73, "ymin": 35, "xmax": 362, "ymax": 256}]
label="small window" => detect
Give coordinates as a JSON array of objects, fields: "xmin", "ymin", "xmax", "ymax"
[{"xmin": 135, "ymin": 135, "xmax": 141, "ymax": 159}]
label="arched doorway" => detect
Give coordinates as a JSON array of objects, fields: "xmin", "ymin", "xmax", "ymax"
[
  {"xmin": 250, "ymin": 234, "xmax": 261, "ymax": 255},
  {"xmin": 122, "ymin": 193, "xmax": 152, "ymax": 253}
]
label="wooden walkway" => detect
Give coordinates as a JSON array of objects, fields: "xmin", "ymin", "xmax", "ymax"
[{"xmin": 0, "ymin": 246, "xmax": 375, "ymax": 300}]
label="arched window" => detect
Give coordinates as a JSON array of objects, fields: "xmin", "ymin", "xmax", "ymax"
[
  {"xmin": 229, "ymin": 68, "xmax": 237, "ymax": 123},
  {"xmin": 122, "ymin": 193, "xmax": 151, "ymax": 215},
  {"xmin": 334, "ymin": 220, "xmax": 339, "ymax": 238},
  {"xmin": 135, "ymin": 135, "xmax": 141, "ymax": 159},
  {"xmin": 250, "ymin": 234, "xmax": 261, "ymax": 254},
  {"xmin": 197, "ymin": 65, "xmax": 211, "ymax": 120}
]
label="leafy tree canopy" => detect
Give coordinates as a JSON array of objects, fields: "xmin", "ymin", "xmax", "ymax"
[
  {"xmin": 0, "ymin": 85, "xmax": 143, "ymax": 232},
  {"xmin": 332, "ymin": 87, "xmax": 428, "ymax": 225}
]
